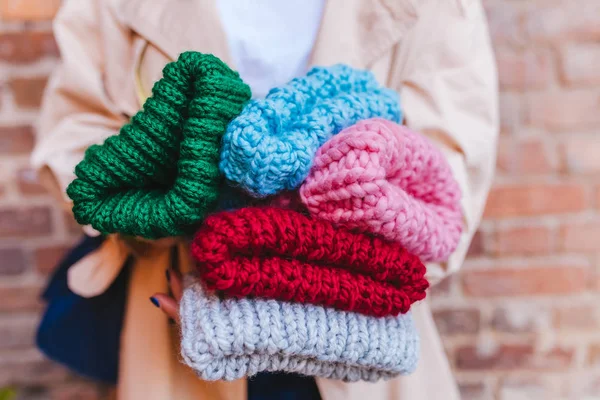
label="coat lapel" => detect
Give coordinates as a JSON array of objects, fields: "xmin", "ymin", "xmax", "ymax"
[
  {"xmin": 110, "ymin": 0, "xmax": 233, "ymax": 66},
  {"xmin": 309, "ymin": 0, "xmax": 418, "ymax": 69}
]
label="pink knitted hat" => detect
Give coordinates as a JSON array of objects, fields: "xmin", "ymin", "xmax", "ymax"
[{"xmin": 300, "ymin": 118, "xmax": 462, "ymax": 262}]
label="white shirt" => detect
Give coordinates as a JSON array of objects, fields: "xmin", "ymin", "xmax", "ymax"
[{"xmin": 216, "ymin": 0, "xmax": 325, "ymax": 98}]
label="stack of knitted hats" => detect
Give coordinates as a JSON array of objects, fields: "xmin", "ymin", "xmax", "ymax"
[{"xmin": 67, "ymin": 52, "xmax": 462, "ymax": 382}]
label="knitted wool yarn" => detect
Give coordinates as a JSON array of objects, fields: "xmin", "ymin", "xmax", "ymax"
[
  {"xmin": 300, "ymin": 118, "xmax": 463, "ymax": 262},
  {"xmin": 180, "ymin": 275, "xmax": 419, "ymax": 382},
  {"xmin": 219, "ymin": 64, "xmax": 402, "ymax": 197},
  {"xmin": 191, "ymin": 207, "xmax": 428, "ymax": 317},
  {"xmin": 66, "ymin": 52, "xmax": 251, "ymax": 239}
]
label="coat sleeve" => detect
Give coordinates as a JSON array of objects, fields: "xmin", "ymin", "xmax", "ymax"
[
  {"xmin": 31, "ymin": 0, "xmax": 127, "ymax": 209},
  {"xmin": 396, "ymin": 0, "xmax": 499, "ymax": 285}
]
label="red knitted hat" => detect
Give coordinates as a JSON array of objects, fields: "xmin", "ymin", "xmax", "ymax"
[{"xmin": 191, "ymin": 207, "xmax": 428, "ymax": 317}]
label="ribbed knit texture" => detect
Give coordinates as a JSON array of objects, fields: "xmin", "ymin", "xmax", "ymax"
[
  {"xmin": 300, "ymin": 118, "xmax": 463, "ymax": 262},
  {"xmin": 66, "ymin": 52, "xmax": 251, "ymax": 239},
  {"xmin": 192, "ymin": 207, "xmax": 428, "ymax": 317},
  {"xmin": 180, "ymin": 275, "xmax": 419, "ymax": 382},
  {"xmin": 219, "ymin": 65, "xmax": 402, "ymax": 197}
]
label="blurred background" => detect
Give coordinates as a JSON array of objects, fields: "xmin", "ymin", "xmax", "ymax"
[{"xmin": 0, "ymin": 0, "xmax": 599, "ymax": 399}]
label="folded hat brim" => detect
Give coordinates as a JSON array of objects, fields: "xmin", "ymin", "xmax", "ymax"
[
  {"xmin": 180, "ymin": 275, "xmax": 419, "ymax": 382},
  {"xmin": 192, "ymin": 207, "xmax": 428, "ymax": 317}
]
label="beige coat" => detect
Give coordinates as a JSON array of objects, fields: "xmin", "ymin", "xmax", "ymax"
[{"xmin": 31, "ymin": 0, "xmax": 499, "ymax": 399}]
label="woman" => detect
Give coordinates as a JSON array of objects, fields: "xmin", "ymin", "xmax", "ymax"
[{"xmin": 32, "ymin": 0, "xmax": 498, "ymax": 399}]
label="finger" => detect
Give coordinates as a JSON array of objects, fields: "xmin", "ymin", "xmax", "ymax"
[
  {"xmin": 167, "ymin": 268, "xmax": 184, "ymax": 302},
  {"xmin": 150, "ymin": 294, "xmax": 180, "ymax": 324}
]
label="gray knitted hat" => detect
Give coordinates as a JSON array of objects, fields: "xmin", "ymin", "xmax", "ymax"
[{"xmin": 180, "ymin": 275, "xmax": 420, "ymax": 382}]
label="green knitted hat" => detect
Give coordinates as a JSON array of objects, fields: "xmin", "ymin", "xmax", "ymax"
[{"xmin": 66, "ymin": 52, "xmax": 251, "ymax": 239}]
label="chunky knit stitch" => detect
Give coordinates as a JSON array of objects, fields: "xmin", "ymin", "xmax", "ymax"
[
  {"xmin": 300, "ymin": 118, "xmax": 463, "ymax": 262},
  {"xmin": 66, "ymin": 52, "xmax": 251, "ymax": 239},
  {"xmin": 180, "ymin": 275, "xmax": 419, "ymax": 382},
  {"xmin": 219, "ymin": 65, "xmax": 402, "ymax": 197},
  {"xmin": 192, "ymin": 207, "xmax": 428, "ymax": 317}
]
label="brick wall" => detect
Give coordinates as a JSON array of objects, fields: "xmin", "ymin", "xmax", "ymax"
[
  {"xmin": 0, "ymin": 1, "xmax": 108, "ymax": 399},
  {"xmin": 0, "ymin": 0, "xmax": 599, "ymax": 399},
  {"xmin": 433, "ymin": 1, "xmax": 600, "ymax": 398}
]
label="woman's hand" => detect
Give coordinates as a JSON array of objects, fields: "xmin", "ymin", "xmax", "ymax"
[{"xmin": 150, "ymin": 268, "xmax": 183, "ymax": 324}]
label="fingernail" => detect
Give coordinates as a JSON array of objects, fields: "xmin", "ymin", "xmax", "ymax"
[
  {"xmin": 150, "ymin": 297, "xmax": 160, "ymax": 308},
  {"xmin": 166, "ymin": 269, "xmax": 171, "ymax": 282}
]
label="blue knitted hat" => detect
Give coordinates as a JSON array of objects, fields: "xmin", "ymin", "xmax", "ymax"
[{"xmin": 219, "ymin": 65, "xmax": 402, "ymax": 197}]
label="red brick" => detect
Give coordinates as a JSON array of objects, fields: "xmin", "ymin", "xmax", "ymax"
[
  {"xmin": 15, "ymin": 388, "xmax": 49, "ymax": 399},
  {"xmin": 495, "ymin": 136, "xmax": 513, "ymax": 173},
  {"xmin": 0, "ymin": 0, "xmax": 62, "ymax": 21},
  {"xmin": 515, "ymin": 139, "xmax": 556, "ymax": 174},
  {"xmin": 588, "ymin": 344, "xmax": 600, "ymax": 366},
  {"xmin": 0, "ymin": 206, "xmax": 53, "ymax": 238},
  {"xmin": 9, "ymin": 77, "xmax": 48, "ymax": 108},
  {"xmin": 492, "ymin": 306, "xmax": 551, "ymax": 333},
  {"xmin": 526, "ymin": 91, "xmax": 600, "ymax": 132},
  {"xmin": 496, "ymin": 50, "xmax": 551, "ymax": 90},
  {"xmin": 466, "ymin": 230, "xmax": 485, "ymax": 257},
  {"xmin": 0, "ymin": 359, "xmax": 70, "ymax": 387},
  {"xmin": 594, "ymin": 271, "xmax": 600, "ymax": 293},
  {"xmin": 456, "ymin": 344, "xmax": 573, "ymax": 371},
  {"xmin": 499, "ymin": 94, "xmax": 521, "ymax": 135},
  {"xmin": 0, "ymin": 125, "xmax": 35, "ymax": 154},
  {"xmin": 560, "ymin": 44, "xmax": 600, "ymax": 86},
  {"xmin": 524, "ymin": 2, "xmax": 600, "ymax": 43},
  {"xmin": 596, "ymin": 186, "xmax": 600, "ymax": 210},
  {"xmin": 484, "ymin": 183, "xmax": 586, "ymax": 218},
  {"xmin": 16, "ymin": 167, "xmax": 48, "ymax": 195},
  {"xmin": 485, "ymin": 4, "xmax": 525, "ymax": 47},
  {"xmin": 0, "ymin": 247, "xmax": 27, "ymax": 275},
  {"xmin": 0, "ymin": 317, "xmax": 37, "ymax": 349},
  {"xmin": 458, "ymin": 382, "xmax": 488, "ymax": 400},
  {"xmin": 35, "ymin": 245, "xmax": 69, "ymax": 275},
  {"xmin": 0, "ymin": 31, "xmax": 58, "ymax": 63},
  {"xmin": 429, "ymin": 275, "xmax": 453, "ymax": 297},
  {"xmin": 0, "ymin": 285, "xmax": 43, "ymax": 311},
  {"xmin": 561, "ymin": 135, "xmax": 600, "ymax": 174},
  {"xmin": 554, "ymin": 305, "xmax": 600, "ymax": 330},
  {"xmin": 463, "ymin": 266, "xmax": 589, "ymax": 297},
  {"xmin": 64, "ymin": 211, "xmax": 83, "ymax": 235},
  {"xmin": 50, "ymin": 383, "xmax": 105, "ymax": 400},
  {"xmin": 433, "ymin": 308, "xmax": 480, "ymax": 335},
  {"xmin": 493, "ymin": 226, "xmax": 552, "ymax": 255},
  {"xmin": 560, "ymin": 222, "xmax": 600, "ymax": 252},
  {"xmin": 499, "ymin": 377, "xmax": 551, "ymax": 400}
]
